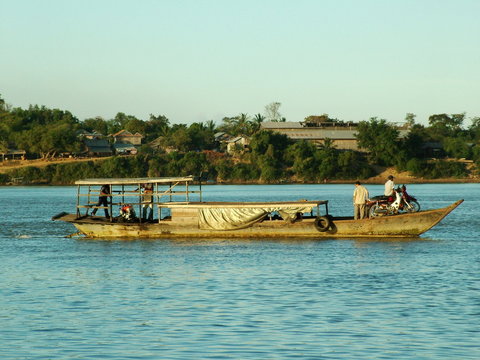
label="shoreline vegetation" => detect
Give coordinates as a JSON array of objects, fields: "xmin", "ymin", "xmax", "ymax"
[
  {"xmin": 1, "ymin": 96, "xmax": 480, "ymax": 186},
  {"xmin": 1, "ymin": 155, "xmax": 478, "ymax": 185}
]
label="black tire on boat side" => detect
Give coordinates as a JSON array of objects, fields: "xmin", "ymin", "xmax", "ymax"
[{"xmin": 314, "ymin": 216, "xmax": 331, "ymax": 232}]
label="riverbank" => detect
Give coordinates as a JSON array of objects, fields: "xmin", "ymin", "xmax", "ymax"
[
  {"xmin": 0, "ymin": 156, "xmax": 112, "ymax": 173},
  {"xmin": 1, "ymin": 157, "xmax": 479, "ymax": 185},
  {"xmin": 359, "ymin": 167, "xmax": 480, "ymax": 184}
]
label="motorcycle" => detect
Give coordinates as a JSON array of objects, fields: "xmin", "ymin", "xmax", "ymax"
[
  {"xmin": 118, "ymin": 204, "xmax": 137, "ymax": 222},
  {"xmin": 367, "ymin": 185, "xmax": 420, "ymax": 218}
]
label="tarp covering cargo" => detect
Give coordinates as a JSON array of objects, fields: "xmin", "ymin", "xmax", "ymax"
[{"xmin": 198, "ymin": 205, "xmax": 314, "ymax": 230}]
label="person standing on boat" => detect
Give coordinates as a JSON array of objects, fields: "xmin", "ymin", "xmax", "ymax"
[
  {"xmin": 92, "ymin": 184, "xmax": 111, "ymax": 218},
  {"xmin": 384, "ymin": 175, "xmax": 395, "ymax": 199},
  {"xmin": 353, "ymin": 181, "xmax": 369, "ymax": 219},
  {"xmin": 141, "ymin": 183, "xmax": 154, "ymax": 221}
]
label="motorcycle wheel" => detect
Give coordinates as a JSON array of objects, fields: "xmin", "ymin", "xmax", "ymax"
[
  {"xmin": 405, "ymin": 200, "xmax": 420, "ymax": 213},
  {"xmin": 369, "ymin": 204, "xmax": 387, "ymax": 217}
]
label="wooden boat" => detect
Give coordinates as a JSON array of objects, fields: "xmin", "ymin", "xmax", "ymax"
[{"xmin": 52, "ymin": 176, "xmax": 463, "ymax": 239}]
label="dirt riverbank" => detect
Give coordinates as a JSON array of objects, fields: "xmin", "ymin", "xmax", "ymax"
[{"xmin": 0, "ymin": 157, "xmax": 111, "ymax": 174}]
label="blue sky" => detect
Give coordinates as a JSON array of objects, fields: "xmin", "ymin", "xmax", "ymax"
[{"xmin": 1, "ymin": 0, "xmax": 479, "ymax": 126}]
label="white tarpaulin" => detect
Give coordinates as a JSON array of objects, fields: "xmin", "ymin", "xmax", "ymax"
[{"xmin": 198, "ymin": 206, "xmax": 314, "ymax": 230}]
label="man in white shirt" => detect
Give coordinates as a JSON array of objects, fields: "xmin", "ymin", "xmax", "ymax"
[
  {"xmin": 353, "ymin": 181, "xmax": 369, "ymax": 219},
  {"xmin": 384, "ymin": 175, "xmax": 395, "ymax": 198}
]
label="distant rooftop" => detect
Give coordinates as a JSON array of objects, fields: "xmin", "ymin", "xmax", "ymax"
[
  {"xmin": 261, "ymin": 121, "xmax": 303, "ymax": 129},
  {"xmin": 261, "ymin": 121, "xmax": 409, "ymax": 140}
]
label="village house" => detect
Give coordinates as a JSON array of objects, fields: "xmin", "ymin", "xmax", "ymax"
[
  {"xmin": 111, "ymin": 130, "xmax": 144, "ymax": 145},
  {"xmin": 83, "ymin": 138, "xmax": 113, "ymax": 157},
  {"xmin": 147, "ymin": 136, "xmax": 178, "ymax": 153},
  {"xmin": 226, "ymin": 136, "xmax": 250, "ymax": 154},
  {"xmin": 1, "ymin": 149, "xmax": 26, "ymax": 161},
  {"xmin": 77, "ymin": 130, "xmax": 112, "ymax": 157}
]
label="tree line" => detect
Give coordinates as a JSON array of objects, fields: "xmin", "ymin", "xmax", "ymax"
[{"xmin": 1, "ymin": 94, "xmax": 479, "ymax": 184}]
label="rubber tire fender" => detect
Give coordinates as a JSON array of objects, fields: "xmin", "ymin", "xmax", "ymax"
[{"xmin": 314, "ymin": 216, "xmax": 331, "ymax": 232}]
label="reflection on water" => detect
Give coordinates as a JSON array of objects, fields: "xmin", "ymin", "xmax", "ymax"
[{"xmin": 0, "ymin": 184, "xmax": 479, "ymax": 359}]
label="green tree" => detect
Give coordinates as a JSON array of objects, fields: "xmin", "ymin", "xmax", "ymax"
[
  {"xmin": 107, "ymin": 112, "xmax": 141, "ymax": 134},
  {"xmin": 187, "ymin": 122, "xmax": 216, "ymax": 150},
  {"xmin": 214, "ymin": 158, "xmax": 234, "ymax": 180},
  {"xmin": 169, "ymin": 126, "xmax": 191, "ymax": 152},
  {"xmin": 236, "ymin": 113, "xmax": 250, "ymax": 134},
  {"xmin": 204, "ymin": 120, "xmax": 217, "ymax": 132},
  {"xmin": 405, "ymin": 113, "xmax": 416, "ymax": 128},
  {"xmin": 468, "ymin": 117, "xmax": 480, "ymax": 141},
  {"xmin": 472, "ymin": 145, "xmax": 480, "ymax": 165},
  {"xmin": 256, "ymin": 144, "xmax": 284, "ymax": 182},
  {"xmin": 405, "ymin": 158, "xmax": 425, "ymax": 175},
  {"xmin": 8, "ymin": 106, "xmax": 81, "ymax": 158},
  {"xmin": 400, "ymin": 124, "xmax": 430, "ymax": 159},
  {"xmin": 145, "ymin": 114, "xmax": 170, "ymax": 142},
  {"xmin": 285, "ymin": 141, "xmax": 317, "ymax": 181},
  {"xmin": 315, "ymin": 148, "xmax": 337, "ymax": 180},
  {"xmin": 355, "ymin": 117, "xmax": 401, "ymax": 166},
  {"xmin": 336, "ymin": 150, "xmax": 373, "ymax": 179},
  {"xmin": 0, "ymin": 139, "xmax": 8, "ymax": 153},
  {"xmin": 83, "ymin": 117, "xmax": 109, "ymax": 135},
  {"xmin": 218, "ymin": 113, "xmax": 259, "ymax": 136},
  {"xmin": 230, "ymin": 162, "xmax": 260, "ymax": 181},
  {"xmin": 0, "ymin": 94, "xmax": 6, "ymax": 112},
  {"xmin": 147, "ymin": 155, "xmax": 169, "ymax": 177},
  {"xmin": 124, "ymin": 118, "xmax": 147, "ymax": 135},
  {"xmin": 177, "ymin": 152, "xmax": 209, "ymax": 176},
  {"xmin": 428, "ymin": 113, "xmax": 465, "ymax": 140},
  {"xmin": 285, "ymin": 140, "xmax": 316, "ymax": 162},
  {"xmin": 442, "ymin": 137, "xmax": 472, "ymax": 159},
  {"xmin": 250, "ymin": 130, "xmax": 292, "ymax": 161}
]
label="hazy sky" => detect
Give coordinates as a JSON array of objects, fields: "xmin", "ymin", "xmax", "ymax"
[{"xmin": 1, "ymin": 0, "xmax": 479, "ymax": 126}]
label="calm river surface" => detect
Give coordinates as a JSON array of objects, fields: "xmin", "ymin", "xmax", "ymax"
[{"xmin": 1, "ymin": 183, "xmax": 479, "ymax": 359}]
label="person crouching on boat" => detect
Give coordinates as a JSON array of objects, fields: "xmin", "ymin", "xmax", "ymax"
[
  {"xmin": 353, "ymin": 181, "xmax": 369, "ymax": 219},
  {"xmin": 91, "ymin": 184, "xmax": 111, "ymax": 217},
  {"xmin": 141, "ymin": 183, "xmax": 154, "ymax": 221},
  {"xmin": 120, "ymin": 204, "xmax": 136, "ymax": 221}
]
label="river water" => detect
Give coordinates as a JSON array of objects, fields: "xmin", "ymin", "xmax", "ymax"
[{"xmin": 0, "ymin": 184, "xmax": 479, "ymax": 359}]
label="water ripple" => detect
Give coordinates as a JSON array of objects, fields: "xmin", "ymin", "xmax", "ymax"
[{"xmin": 0, "ymin": 185, "xmax": 479, "ymax": 359}]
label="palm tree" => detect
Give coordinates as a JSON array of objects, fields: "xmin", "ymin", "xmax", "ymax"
[
  {"xmin": 204, "ymin": 120, "xmax": 217, "ymax": 132},
  {"xmin": 320, "ymin": 138, "xmax": 336, "ymax": 152},
  {"xmin": 236, "ymin": 113, "xmax": 250, "ymax": 135},
  {"xmin": 254, "ymin": 113, "xmax": 265, "ymax": 124},
  {"xmin": 250, "ymin": 113, "xmax": 265, "ymax": 134}
]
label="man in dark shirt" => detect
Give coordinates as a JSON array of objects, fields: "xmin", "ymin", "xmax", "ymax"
[{"xmin": 92, "ymin": 184, "xmax": 111, "ymax": 217}]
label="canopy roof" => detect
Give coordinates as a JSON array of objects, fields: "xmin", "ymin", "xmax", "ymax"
[
  {"xmin": 165, "ymin": 201, "xmax": 327, "ymax": 208},
  {"xmin": 0, "ymin": 149, "xmax": 26, "ymax": 155},
  {"xmin": 75, "ymin": 176, "xmax": 195, "ymax": 185}
]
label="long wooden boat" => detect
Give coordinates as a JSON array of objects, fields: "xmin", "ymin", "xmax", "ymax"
[{"xmin": 53, "ymin": 176, "xmax": 463, "ymax": 239}]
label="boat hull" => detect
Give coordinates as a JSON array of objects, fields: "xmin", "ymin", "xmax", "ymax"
[{"xmin": 56, "ymin": 200, "xmax": 463, "ymax": 239}]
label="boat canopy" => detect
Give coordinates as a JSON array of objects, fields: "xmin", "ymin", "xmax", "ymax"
[
  {"xmin": 75, "ymin": 176, "xmax": 195, "ymax": 185},
  {"xmin": 74, "ymin": 176, "xmax": 202, "ymax": 220},
  {"xmin": 165, "ymin": 201, "xmax": 327, "ymax": 208}
]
